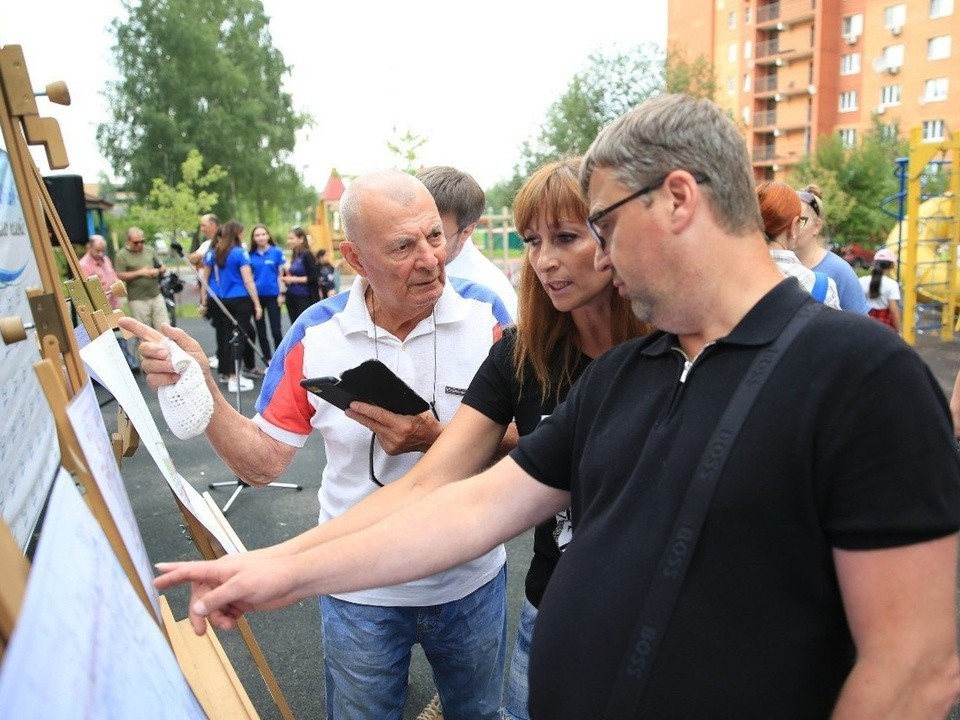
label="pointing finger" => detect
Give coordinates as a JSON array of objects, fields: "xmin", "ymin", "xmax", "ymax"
[{"xmin": 118, "ymin": 316, "xmax": 166, "ymax": 344}]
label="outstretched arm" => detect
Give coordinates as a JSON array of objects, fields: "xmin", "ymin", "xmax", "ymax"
[
  {"xmin": 831, "ymin": 534, "xmax": 960, "ymax": 719},
  {"xmin": 155, "ymin": 456, "xmax": 568, "ymax": 635},
  {"xmin": 118, "ymin": 317, "xmax": 296, "ymax": 485},
  {"xmin": 256, "ymin": 403, "xmax": 510, "ymax": 558}
]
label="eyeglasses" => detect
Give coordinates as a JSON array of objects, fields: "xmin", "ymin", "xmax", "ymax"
[
  {"xmin": 587, "ymin": 173, "xmax": 709, "ymax": 250},
  {"xmin": 798, "ymin": 191, "xmax": 821, "ymax": 218},
  {"xmin": 797, "ymin": 216, "xmax": 809, "ymax": 229},
  {"xmin": 129, "ymin": 240, "xmax": 145, "ymax": 246}
]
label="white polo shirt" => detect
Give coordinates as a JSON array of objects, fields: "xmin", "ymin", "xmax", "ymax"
[{"xmin": 253, "ymin": 276, "xmax": 507, "ymax": 606}]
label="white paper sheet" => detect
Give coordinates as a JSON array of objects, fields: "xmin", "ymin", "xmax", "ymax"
[
  {"xmin": 66, "ymin": 378, "xmax": 162, "ymax": 620},
  {"xmin": 79, "ymin": 331, "xmax": 238, "ymax": 554},
  {"xmin": 0, "ymin": 150, "xmax": 60, "ymax": 548},
  {"xmin": 0, "ymin": 469, "xmax": 206, "ymax": 719}
]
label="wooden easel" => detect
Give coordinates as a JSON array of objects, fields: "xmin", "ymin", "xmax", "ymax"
[
  {"xmin": 0, "ymin": 43, "xmax": 262, "ymax": 719},
  {"xmin": 0, "ymin": 43, "xmax": 156, "ymax": 621}
]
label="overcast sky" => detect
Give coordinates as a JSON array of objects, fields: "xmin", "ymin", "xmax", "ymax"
[{"xmin": 3, "ymin": 1, "xmax": 667, "ymax": 190}]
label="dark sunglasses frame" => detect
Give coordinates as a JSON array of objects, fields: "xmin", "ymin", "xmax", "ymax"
[
  {"xmin": 798, "ymin": 191, "xmax": 821, "ymax": 218},
  {"xmin": 588, "ymin": 173, "xmax": 709, "ymax": 250}
]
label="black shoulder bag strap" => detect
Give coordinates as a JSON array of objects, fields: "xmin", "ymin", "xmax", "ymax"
[{"xmin": 603, "ymin": 301, "xmax": 824, "ymax": 719}]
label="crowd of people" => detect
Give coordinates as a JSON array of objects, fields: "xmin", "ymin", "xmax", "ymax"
[
  {"xmin": 97, "ymin": 94, "xmax": 960, "ymax": 720},
  {"xmin": 181, "ymin": 216, "xmax": 352, "ymax": 392}
]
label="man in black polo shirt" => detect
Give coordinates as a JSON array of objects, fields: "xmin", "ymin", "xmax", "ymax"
[{"xmin": 154, "ymin": 95, "xmax": 960, "ymax": 719}]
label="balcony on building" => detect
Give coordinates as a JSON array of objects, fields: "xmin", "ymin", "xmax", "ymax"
[
  {"xmin": 752, "ymin": 143, "xmax": 777, "ymax": 164},
  {"xmin": 755, "ymin": 0, "xmax": 816, "ymax": 30},
  {"xmin": 755, "ymin": 73, "xmax": 780, "ymax": 97},
  {"xmin": 755, "ymin": 108, "xmax": 778, "ymax": 129},
  {"xmin": 756, "ymin": 41, "xmax": 814, "ymax": 67}
]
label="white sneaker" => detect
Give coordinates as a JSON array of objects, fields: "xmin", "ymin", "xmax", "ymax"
[
  {"xmin": 208, "ymin": 355, "xmax": 219, "ymax": 369},
  {"xmin": 227, "ymin": 376, "xmax": 254, "ymax": 393}
]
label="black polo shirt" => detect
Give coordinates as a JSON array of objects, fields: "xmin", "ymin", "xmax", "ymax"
[{"xmin": 511, "ymin": 280, "xmax": 960, "ymax": 719}]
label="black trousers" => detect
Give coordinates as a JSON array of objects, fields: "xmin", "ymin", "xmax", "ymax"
[
  {"xmin": 215, "ymin": 296, "xmax": 256, "ymax": 373},
  {"xmin": 286, "ymin": 293, "xmax": 316, "ymax": 325},
  {"xmin": 255, "ymin": 295, "xmax": 283, "ymax": 362}
]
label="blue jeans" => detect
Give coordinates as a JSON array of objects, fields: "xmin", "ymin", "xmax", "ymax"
[
  {"xmin": 501, "ymin": 598, "xmax": 537, "ymax": 720},
  {"xmin": 320, "ymin": 566, "xmax": 506, "ymax": 720}
]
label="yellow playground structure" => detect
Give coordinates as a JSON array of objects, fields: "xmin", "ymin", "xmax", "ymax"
[{"xmin": 881, "ymin": 128, "xmax": 959, "ymax": 345}]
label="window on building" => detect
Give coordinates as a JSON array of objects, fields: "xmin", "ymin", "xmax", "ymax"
[
  {"xmin": 879, "ymin": 84, "xmax": 902, "ymax": 105},
  {"xmin": 882, "ymin": 44, "xmax": 906, "ymax": 67},
  {"xmin": 879, "ymin": 124, "xmax": 898, "ymax": 141},
  {"xmin": 842, "ymin": 14, "xmax": 864, "ymax": 37},
  {"xmin": 743, "ymin": 73, "xmax": 752, "ymax": 92},
  {"xmin": 930, "ymin": 0, "xmax": 954, "ymax": 18},
  {"xmin": 729, "ymin": 43, "xmax": 737, "ymax": 62},
  {"xmin": 838, "ymin": 128, "xmax": 857, "ymax": 147},
  {"xmin": 744, "ymin": 5, "xmax": 752, "ymax": 23},
  {"xmin": 729, "ymin": 11, "xmax": 737, "ymax": 29},
  {"xmin": 922, "ymin": 119, "xmax": 946, "ymax": 141},
  {"xmin": 924, "ymin": 77, "xmax": 949, "ymax": 101},
  {"xmin": 727, "ymin": 77, "xmax": 735, "ymax": 94},
  {"xmin": 928, "ymin": 35, "xmax": 952, "ymax": 59},
  {"xmin": 839, "ymin": 91, "xmax": 858, "ymax": 112},
  {"xmin": 884, "ymin": 4, "xmax": 907, "ymax": 27},
  {"xmin": 744, "ymin": 40, "xmax": 752, "ymax": 59},
  {"xmin": 840, "ymin": 53, "xmax": 862, "ymax": 74}
]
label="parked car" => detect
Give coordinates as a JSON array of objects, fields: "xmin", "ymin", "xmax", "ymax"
[{"xmin": 839, "ymin": 243, "xmax": 875, "ymax": 269}]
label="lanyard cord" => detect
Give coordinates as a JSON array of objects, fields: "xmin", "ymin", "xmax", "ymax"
[{"xmin": 368, "ymin": 291, "xmax": 439, "ymax": 486}]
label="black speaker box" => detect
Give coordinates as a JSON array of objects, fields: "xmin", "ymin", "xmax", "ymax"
[{"xmin": 43, "ymin": 174, "xmax": 87, "ymax": 246}]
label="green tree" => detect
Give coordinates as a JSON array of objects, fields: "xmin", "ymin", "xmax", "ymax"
[
  {"xmin": 664, "ymin": 48, "xmax": 718, "ymax": 98},
  {"xmin": 386, "ymin": 127, "xmax": 428, "ymax": 175},
  {"xmin": 486, "ymin": 44, "xmax": 715, "ymax": 209},
  {"xmin": 789, "ymin": 120, "xmax": 907, "ymax": 247},
  {"xmin": 124, "ymin": 149, "xmax": 226, "ymax": 247},
  {"xmin": 98, "ymin": 0, "xmax": 311, "ymax": 220}
]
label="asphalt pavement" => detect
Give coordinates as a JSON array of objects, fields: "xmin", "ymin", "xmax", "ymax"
[{"xmin": 106, "ymin": 287, "xmax": 960, "ymax": 720}]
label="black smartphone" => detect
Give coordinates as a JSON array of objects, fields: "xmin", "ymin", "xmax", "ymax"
[
  {"xmin": 300, "ymin": 360, "xmax": 430, "ymax": 416},
  {"xmin": 299, "ymin": 376, "xmax": 355, "ymax": 411}
]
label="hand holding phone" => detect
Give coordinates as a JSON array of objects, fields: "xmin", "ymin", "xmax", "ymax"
[{"xmin": 300, "ymin": 360, "xmax": 430, "ymax": 416}]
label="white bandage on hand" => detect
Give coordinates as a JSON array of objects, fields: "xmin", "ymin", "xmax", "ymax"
[{"xmin": 157, "ymin": 338, "xmax": 214, "ymax": 440}]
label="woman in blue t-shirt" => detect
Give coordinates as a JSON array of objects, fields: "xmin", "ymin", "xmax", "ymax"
[
  {"xmin": 248, "ymin": 224, "xmax": 285, "ymax": 369},
  {"xmin": 283, "ymin": 226, "xmax": 319, "ymax": 324},
  {"xmin": 202, "ymin": 219, "xmax": 262, "ymax": 393}
]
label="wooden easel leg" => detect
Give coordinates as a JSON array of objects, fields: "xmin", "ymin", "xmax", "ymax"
[{"xmin": 236, "ymin": 616, "xmax": 296, "ymax": 720}]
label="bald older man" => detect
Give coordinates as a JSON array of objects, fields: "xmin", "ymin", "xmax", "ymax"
[
  {"xmin": 123, "ymin": 170, "xmax": 512, "ymax": 719},
  {"xmin": 78, "ymin": 235, "xmax": 122, "ymax": 311},
  {"xmin": 79, "ymin": 234, "xmax": 141, "ymax": 370}
]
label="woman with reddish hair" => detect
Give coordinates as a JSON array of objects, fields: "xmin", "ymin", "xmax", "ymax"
[{"xmin": 755, "ymin": 180, "xmax": 841, "ymax": 308}]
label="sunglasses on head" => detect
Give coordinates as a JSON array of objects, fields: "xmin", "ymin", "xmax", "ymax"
[{"xmin": 798, "ymin": 191, "xmax": 821, "ymax": 218}]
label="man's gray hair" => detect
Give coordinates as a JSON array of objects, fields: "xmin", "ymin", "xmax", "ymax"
[
  {"xmin": 581, "ymin": 94, "xmax": 763, "ymax": 236},
  {"xmin": 340, "ymin": 169, "xmax": 427, "ymax": 243}
]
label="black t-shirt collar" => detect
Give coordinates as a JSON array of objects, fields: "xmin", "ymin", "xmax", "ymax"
[{"xmin": 641, "ymin": 279, "xmax": 812, "ymax": 358}]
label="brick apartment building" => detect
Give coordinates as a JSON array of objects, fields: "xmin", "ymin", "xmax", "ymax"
[{"xmin": 667, "ymin": 0, "xmax": 959, "ymax": 180}]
